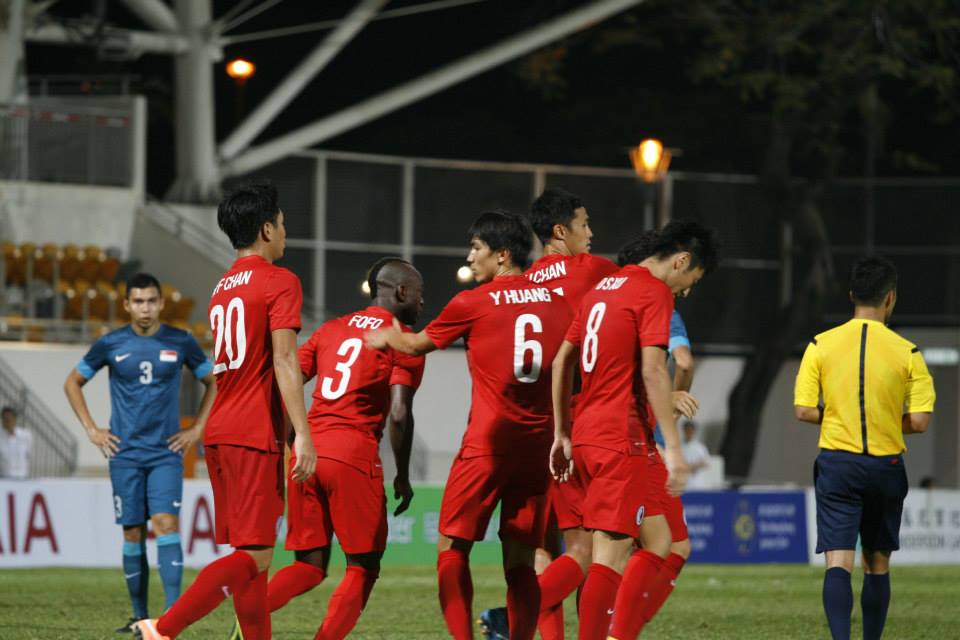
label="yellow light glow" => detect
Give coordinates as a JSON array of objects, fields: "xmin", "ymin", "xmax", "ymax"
[
  {"xmin": 629, "ymin": 138, "xmax": 672, "ymax": 183},
  {"xmin": 360, "ymin": 280, "xmax": 371, "ymax": 296},
  {"xmin": 456, "ymin": 266, "xmax": 473, "ymax": 283},
  {"xmin": 226, "ymin": 59, "xmax": 256, "ymax": 80}
]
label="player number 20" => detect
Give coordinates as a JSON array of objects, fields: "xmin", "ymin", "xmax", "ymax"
[
  {"xmin": 581, "ymin": 302, "xmax": 607, "ymax": 373},
  {"xmin": 321, "ymin": 338, "xmax": 363, "ymax": 399},
  {"xmin": 210, "ymin": 298, "xmax": 247, "ymax": 374},
  {"xmin": 514, "ymin": 313, "xmax": 543, "ymax": 383}
]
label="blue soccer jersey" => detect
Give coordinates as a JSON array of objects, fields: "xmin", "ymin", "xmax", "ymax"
[
  {"xmin": 654, "ymin": 310, "xmax": 690, "ymax": 448},
  {"xmin": 76, "ymin": 324, "xmax": 213, "ymax": 467}
]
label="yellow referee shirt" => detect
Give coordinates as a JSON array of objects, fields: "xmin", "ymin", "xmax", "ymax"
[{"xmin": 794, "ymin": 318, "xmax": 936, "ymax": 455}]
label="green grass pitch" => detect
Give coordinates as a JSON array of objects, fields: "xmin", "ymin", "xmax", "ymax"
[{"xmin": 1, "ymin": 564, "xmax": 957, "ymax": 638}]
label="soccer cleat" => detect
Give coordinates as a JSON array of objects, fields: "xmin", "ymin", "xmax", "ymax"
[
  {"xmin": 478, "ymin": 607, "xmax": 510, "ymax": 640},
  {"xmin": 115, "ymin": 617, "xmax": 141, "ymax": 633},
  {"xmin": 227, "ymin": 616, "xmax": 245, "ymax": 640},
  {"xmin": 132, "ymin": 619, "xmax": 170, "ymax": 640}
]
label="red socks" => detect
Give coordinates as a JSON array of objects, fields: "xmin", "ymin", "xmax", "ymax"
[
  {"xmin": 639, "ymin": 552, "xmax": 686, "ymax": 624},
  {"xmin": 539, "ymin": 554, "xmax": 586, "ymax": 609},
  {"xmin": 608, "ymin": 550, "xmax": 665, "ymax": 640},
  {"xmin": 538, "ymin": 604, "xmax": 565, "ymax": 640},
  {"xmin": 437, "ymin": 549, "xmax": 474, "ymax": 640},
  {"xmin": 315, "ymin": 566, "xmax": 375, "ymax": 640},
  {"xmin": 157, "ymin": 550, "xmax": 259, "ymax": 639},
  {"xmin": 536, "ymin": 554, "xmax": 585, "ymax": 640},
  {"xmin": 506, "ymin": 565, "xmax": 541, "ymax": 640},
  {"xmin": 577, "ymin": 563, "xmax": 621, "ymax": 640},
  {"xmin": 235, "ymin": 569, "xmax": 270, "ymax": 640},
  {"xmin": 268, "ymin": 561, "xmax": 327, "ymax": 612}
]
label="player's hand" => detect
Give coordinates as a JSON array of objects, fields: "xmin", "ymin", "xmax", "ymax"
[
  {"xmin": 363, "ymin": 319, "xmax": 400, "ymax": 350},
  {"xmin": 393, "ymin": 476, "xmax": 414, "ymax": 516},
  {"xmin": 168, "ymin": 425, "xmax": 202, "ymax": 453},
  {"xmin": 290, "ymin": 433, "xmax": 317, "ymax": 483},
  {"xmin": 671, "ymin": 391, "xmax": 699, "ymax": 419},
  {"xmin": 664, "ymin": 446, "xmax": 690, "ymax": 497},
  {"xmin": 549, "ymin": 436, "xmax": 574, "ymax": 482},
  {"xmin": 86, "ymin": 427, "xmax": 120, "ymax": 458}
]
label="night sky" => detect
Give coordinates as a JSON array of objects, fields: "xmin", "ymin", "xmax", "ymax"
[{"xmin": 23, "ymin": 0, "xmax": 960, "ymax": 197}]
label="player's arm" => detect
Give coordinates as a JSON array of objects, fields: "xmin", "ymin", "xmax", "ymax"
[
  {"xmin": 168, "ymin": 372, "xmax": 217, "ymax": 453},
  {"xmin": 672, "ymin": 345, "xmax": 694, "ymax": 393},
  {"xmin": 273, "ymin": 328, "xmax": 317, "ymax": 482},
  {"xmin": 793, "ymin": 340, "xmax": 823, "ymax": 424},
  {"xmin": 903, "ymin": 348, "xmax": 935, "ymax": 434},
  {"xmin": 63, "ymin": 368, "xmax": 120, "ymax": 457},
  {"xmin": 550, "ymin": 339, "xmax": 578, "ymax": 482},
  {"xmin": 365, "ymin": 318, "xmax": 436, "ymax": 356},
  {"xmin": 643, "ymin": 345, "xmax": 689, "ymax": 495},
  {"xmin": 387, "ymin": 383, "xmax": 417, "ymax": 515}
]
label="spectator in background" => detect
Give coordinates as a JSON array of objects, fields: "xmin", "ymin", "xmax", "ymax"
[
  {"xmin": 0, "ymin": 406, "xmax": 32, "ymax": 479},
  {"xmin": 681, "ymin": 421, "xmax": 711, "ymax": 490}
]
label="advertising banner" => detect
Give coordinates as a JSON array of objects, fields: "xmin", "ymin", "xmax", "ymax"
[
  {"xmin": 805, "ymin": 488, "xmax": 960, "ymax": 565},
  {"xmin": 685, "ymin": 490, "xmax": 809, "ymax": 564}
]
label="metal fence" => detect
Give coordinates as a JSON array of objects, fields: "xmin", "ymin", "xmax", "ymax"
[
  {"xmin": 232, "ymin": 149, "xmax": 960, "ymax": 351},
  {"xmin": 0, "ymin": 98, "xmax": 136, "ymax": 187},
  {"xmin": 0, "ymin": 356, "xmax": 77, "ymax": 477}
]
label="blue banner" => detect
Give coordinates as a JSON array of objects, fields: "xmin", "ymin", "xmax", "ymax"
[{"xmin": 684, "ymin": 490, "xmax": 809, "ymax": 563}]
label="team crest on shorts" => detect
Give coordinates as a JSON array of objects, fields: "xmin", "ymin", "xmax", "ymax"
[{"xmin": 636, "ymin": 505, "xmax": 645, "ymax": 526}]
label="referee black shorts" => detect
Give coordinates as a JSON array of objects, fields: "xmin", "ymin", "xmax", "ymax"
[{"xmin": 814, "ymin": 448, "xmax": 908, "ymax": 554}]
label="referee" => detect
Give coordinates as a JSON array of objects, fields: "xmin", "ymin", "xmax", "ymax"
[{"xmin": 794, "ymin": 256, "xmax": 935, "ymax": 640}]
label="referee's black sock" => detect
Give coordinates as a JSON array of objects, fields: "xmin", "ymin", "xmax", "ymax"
[
  {"xmin": 823, "ymin": 567, "xmax": 852, "ymax": 640},
  {"xmin": 861, "ymin": 573, "xmax": 890, "ymax": 640}
]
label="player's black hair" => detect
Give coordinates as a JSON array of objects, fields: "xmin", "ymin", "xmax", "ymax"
[
  {"xmin": 468, "ymin": 210, "xmax": 534, "ymax": 270},
  {"xmin": 850, "ymin": 256, "xmax": 898, "ymax": 306},
  {"xmin": 217, "ymin": 182, "xmax": 281, "ymax": 249},
  {"xmin": 125, "ymin": 272, "xmax": 162, "ymax": 298},
  {"xmin": 1, "ymin": 406, "xmax": 15, "ymax": 417},
  {"xmin": 529, "ymin": 188, "xmax": 585, "ymax": 245},
  {"xmin": 366, "ymin": 257, "xmax": 410, "ymax": 299},
  {"xmin": 647, "ymin": 219, "xmax": 720, "ymax": 275},
  {"xmin": 617, "ymin": 230, "xmax": 660, "ymax": 266}
]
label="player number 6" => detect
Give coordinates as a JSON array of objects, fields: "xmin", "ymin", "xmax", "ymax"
[{"xmin": 514, "ymin": 313, "xmax": 543, "ymax": 383}]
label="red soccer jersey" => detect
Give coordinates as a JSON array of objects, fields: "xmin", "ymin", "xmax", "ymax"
[
  {"xmin": 299, "ymin": 306, "xmax": 425, "ymax": 468},
  {"xmin": 566, "ymin": 265, "xmax": 673, "ymax": 452},
  {"xmin": 425, "ymin": 275, "xmax": 572, "ymax": 456},
  {"xmin": 525, "ymin": 253, "xmax": 619, "ymax": 311},
  {"xmin": 205, "ymin": 255, "xmax": 303, "ymax": 452}
]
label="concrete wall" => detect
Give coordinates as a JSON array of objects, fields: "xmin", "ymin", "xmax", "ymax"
[{"xmin": 0, "ymin": 181, "xmax": 139, "ymax": 255}]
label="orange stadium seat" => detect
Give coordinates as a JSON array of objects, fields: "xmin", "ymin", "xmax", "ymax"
[
  {"xmin": 191, "ymin": 320, "xmax": 213, "ymax": 347},
  {"xmin": 98, "ymin": 256, "xmax": 120, "ymax": 282},
  {"xmin": 77, "ymin": 252, "xmax": 105, "ymax": 283},
  {"xmin": 2, "ymin": 242, "xmax": 25, "ymax": 285},
  {"xmin": 172, "ymin": 297, "xmax": 194, "ymax": 322}
]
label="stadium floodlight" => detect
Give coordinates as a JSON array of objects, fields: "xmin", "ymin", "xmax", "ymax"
[
  {"xmin": 456, "ymin": 266, "xmax": 472, "ymax": 283},
  {"xmin": 226, "ymin": 58, "xmax": 256, "ymax": 83},
  {"xmin": 629, "ymin": 138, "xmax": 671, "ymax": 183},
  {"xmin": 361, "ymin": 280, "xmax": 371, "ymax": 296}
]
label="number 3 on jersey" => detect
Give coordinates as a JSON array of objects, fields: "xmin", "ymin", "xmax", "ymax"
[
  {"xmin": 210, "ymin": 298, "xmax": 247, "ymax": 374},
  {"xmin": 321, "ymin": 338, "xmax": 363, "ymax": 399}
]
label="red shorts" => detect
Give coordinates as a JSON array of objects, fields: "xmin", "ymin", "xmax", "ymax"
[
  {"xmin": 549, "ymin": 471, "xmax": 587, "ymax": 531},
  {"xmin": 439, "ymin": 450, "xmax": 550, "ymax": 548},
  {"xmin": 206, "ymin": 444, "xmax": 284, "ymax": 548},
  {"xmin": 572, "ymin": 444, "xmax": 661, "ymax": 538},
  {"xmin": 646, "ymin": 449, "xmax": 689, "ymax": 542},
  {"xmin": 285, "ymin": 455, "xmax": 387, "ymax": 555}
]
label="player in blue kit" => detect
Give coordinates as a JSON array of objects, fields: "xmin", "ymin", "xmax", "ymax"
[{"xmin": 64, "ymin": 273, "xmax": 217, "ymax": 633}]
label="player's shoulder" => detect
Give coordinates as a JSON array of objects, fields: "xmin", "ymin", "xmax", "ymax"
[
  {"xmin": 876, "ymin": 323, "xmax": 917, "ymax": 352},
  {"xmin": 262, "ymin": 261, "xmax": 301, "ymax": 286},
  {"xmin": 98, "ymin": 324, "xmax": 133, "ymax": 344},
  {"xmin": 157, "ymin": 323, "xmax": 191, "ymax": 341},
  {"xmin": 572, "ymin": 252, "xmax": 617, "ymax": 271}
]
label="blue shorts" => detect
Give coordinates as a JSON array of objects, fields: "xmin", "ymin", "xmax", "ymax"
[
  {"xmin": 109, "ymin": 462, "xmax": 183, "ymax": 526},
  {"xmin": 814, "ymin": 449, "xmax": 908, "ymax": 554}
]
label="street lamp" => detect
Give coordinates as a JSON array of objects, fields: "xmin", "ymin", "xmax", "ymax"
[
  {"xmin": 629, "ymin": 138, "xmax": 673, "ymax": 230},
  {"xmin": 226, "ymin": 59, "xmax": 256, "ymax": 124}
]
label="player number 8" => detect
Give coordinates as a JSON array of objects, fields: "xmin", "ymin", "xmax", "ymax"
[
  {"xmin": 581, "ymin": 302, "xmax": 606, "ymax": 373},
  {"xmin": 210, "ymin": 298, "xmax": 247, "ymax": 374},
  {"xmin": 514, "ymin": 313, "xmax": 543, "ymax": 383}
]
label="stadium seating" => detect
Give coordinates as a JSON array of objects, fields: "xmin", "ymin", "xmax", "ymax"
[{"xmin": 1, "ymin": 241, "xmax": 202, "ymax": 343}]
